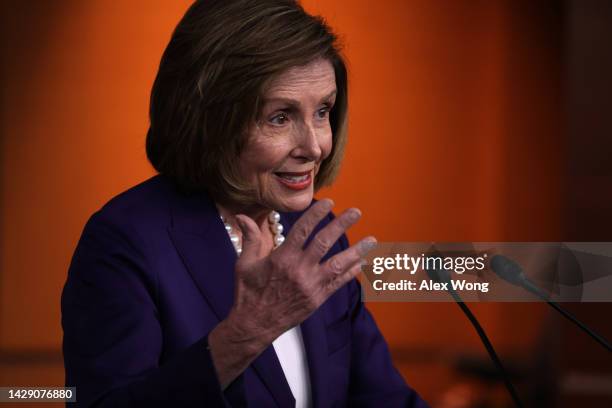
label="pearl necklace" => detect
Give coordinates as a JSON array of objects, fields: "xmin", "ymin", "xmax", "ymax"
[{"xmin": 221, "ymin": 211, "xmax": 285, "ymax": 256}]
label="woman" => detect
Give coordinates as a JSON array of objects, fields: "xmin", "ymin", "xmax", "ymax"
[{"xmin": 61, "ymin": 0, "xmax": 427, "ymax": 406}]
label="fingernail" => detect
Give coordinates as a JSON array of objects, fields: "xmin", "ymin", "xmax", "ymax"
[
  {"xmin": 349, "ymin": 208, "xmax": 361, "ymax": 221},
  {"xmin": 360, "ymin": 239, "xmax": 377, "ymax": 253}
]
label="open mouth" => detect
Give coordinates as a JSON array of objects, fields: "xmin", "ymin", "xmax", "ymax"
[{"xmin": 274, "ymin": 170, "xmax": 313, "ymax": 190}]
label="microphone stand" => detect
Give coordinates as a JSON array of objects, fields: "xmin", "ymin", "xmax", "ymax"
[
  {"xmin": 446, "ymin": 287, "xmax": 524, "ymax": 408},
  {"xmin": 424, "ymin": 256, "xmax": 524, "ymax": 408},
  {"xmin": 491, "ymin": 254, "xmax": 612, "ymax": 353},
  {"xmin": 522, "ymin": 281, "xmax": 612, "ymax": 352}
]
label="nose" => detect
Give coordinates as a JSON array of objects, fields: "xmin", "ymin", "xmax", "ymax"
[{"xmin": 292, "ymin": 121, "xmax": 322, "ymax": 162}]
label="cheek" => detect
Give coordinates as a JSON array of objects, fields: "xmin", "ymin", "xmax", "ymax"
[{"xmin": 240, "ymin": 139, "xmax": 288, "ymax": 176}]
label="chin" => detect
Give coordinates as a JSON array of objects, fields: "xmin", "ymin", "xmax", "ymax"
[{"xmin": 272, "ymin": 189, "xmax": 314, "ymax": 213}]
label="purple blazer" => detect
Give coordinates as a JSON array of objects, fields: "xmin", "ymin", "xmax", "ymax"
[{"xmin": 61, "ymin": 175, "xmax": 427, "ymax": 407}]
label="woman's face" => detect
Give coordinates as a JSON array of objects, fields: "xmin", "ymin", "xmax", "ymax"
[{"xmin": 238, "ymin": 58, "xmax": 336, "ymax": 213}]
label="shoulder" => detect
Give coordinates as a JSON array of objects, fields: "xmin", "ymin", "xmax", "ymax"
[
  {"xmin": 91, "ymin": 175, "xmax": 175, "ymax": 228},
  {"xmin": 82, "ymin": 174, "xmax": 202, "ymax": 246},
  {"xmin": 73, "ymin": 174, "xmax": 184, "ymax": 269}
]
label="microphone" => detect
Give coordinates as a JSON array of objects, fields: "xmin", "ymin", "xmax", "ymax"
[
  {"xmin": 490, "ymin": 254, "xmax": 612, "ymax": 352},
  {"xmin": 425, "ymin": 251, "xmax": 524, "ymax": 408}
]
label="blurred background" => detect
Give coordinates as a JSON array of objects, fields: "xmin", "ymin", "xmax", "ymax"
[{"xmin": 1, "ymin": 0, "xmax": 611, "ymax": 406}]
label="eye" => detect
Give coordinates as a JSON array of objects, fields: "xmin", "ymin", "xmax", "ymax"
[
  {"xmin": 269, "ymin": 112, "xmax": 289, "ymax": 125},
  {"xmin": 316, "ymin": 105, "xmax": 332, "ymax": 120}
]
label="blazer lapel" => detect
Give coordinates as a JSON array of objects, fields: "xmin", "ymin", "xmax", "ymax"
[
  {"xmin": 251, "ymin": 348, "xmax": 296, "ymax": 407},
  {"xmin": 278, "ymin": 212, "xmax": 330, "ymax": 408},
  {"xmin": 168, "ymin": 190, "xmax": 295, "ymax": 407},
  {"xmin": 167, "ymin": 190, "xmax": 235, "ymax": 320},
  {"xmin": 299, "ymin": 311, "xmax": 330, "ymax": 407}
]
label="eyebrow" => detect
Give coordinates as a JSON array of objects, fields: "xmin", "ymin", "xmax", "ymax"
[{"xmin": 262, "ymin": 90, "xmax": 337, "ymax": 107}]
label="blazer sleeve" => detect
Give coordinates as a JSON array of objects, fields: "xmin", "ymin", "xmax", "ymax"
[
  {"xmin": 61, "ymin": 212, "xmax": 240, "ymax": 407},
  {"xmin": 337, "ymin": 235, "xmax": 429, "ymax": 408}
]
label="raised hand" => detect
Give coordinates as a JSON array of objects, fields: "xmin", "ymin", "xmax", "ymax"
[{"xmin": 208, "ymin": 199, "xmax": 376, "ymax": 388}]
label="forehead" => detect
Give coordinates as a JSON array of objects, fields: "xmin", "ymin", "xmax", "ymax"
[{"xmin": 263, "ymin": 58, "xmax": 336, "ymax": 99}]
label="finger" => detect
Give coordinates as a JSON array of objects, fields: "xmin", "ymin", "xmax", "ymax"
[
  {"xmin": 283, "ymin": 199, "xmax": 334, "ymax": 250},
  {"xmin": 326, "ymin": 259, "xmax": 363, "ymax": 294},
  {"xmin": 235, "ymin": 214, "xmax": 262, "ymax": 264},
  {"xmin": 305, "ymin": 208, "xmax": 362, "ymax": 261},
  {"xmin": 321, "ymin": 237, "xmax": 377, "ymax": 276}
]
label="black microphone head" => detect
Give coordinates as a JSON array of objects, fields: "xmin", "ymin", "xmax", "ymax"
[
  {"xmin": 423, "ymin": 251, "xmax": 451, "ymax": 284},
  {"xmin": 490, "ymin": 254, "xmax": 525, "ymax": 286},
  {"xmin": 425, "ymin": 262, "xmax": 451, "ymax": 283}
]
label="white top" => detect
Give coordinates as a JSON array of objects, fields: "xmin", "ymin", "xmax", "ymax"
[{"xmin": 272, "ymin": 325, "xmax": 312, "ymax": 408}]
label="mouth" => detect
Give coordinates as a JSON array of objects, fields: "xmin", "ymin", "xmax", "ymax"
[{"xmin": 273, "ymin": 170, "xmax": 313, "ymax": 191}]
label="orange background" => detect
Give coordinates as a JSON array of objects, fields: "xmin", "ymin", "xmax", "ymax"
[{"xmin": 1, "ymin": 1, "xmax": 609, "ymax": 406}]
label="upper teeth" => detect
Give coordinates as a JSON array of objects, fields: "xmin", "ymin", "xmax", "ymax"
[{"xmin": 281, "ymin": 174, "xmax": 308, "ymax": 182}]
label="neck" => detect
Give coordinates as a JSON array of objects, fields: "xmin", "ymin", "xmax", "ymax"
[
  {"xmin": 216, "ymin": 202, "xmax": 278, "ymax": 256},
  {"xmin": 215, "ymin": 202, "xmax": 271, "ymax": 232}
]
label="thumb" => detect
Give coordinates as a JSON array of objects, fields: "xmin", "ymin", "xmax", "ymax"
[{"xmin": 235, "ymin": 214, "xmax": 262, "ymax": 263}]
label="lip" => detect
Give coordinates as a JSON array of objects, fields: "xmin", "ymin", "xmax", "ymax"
[{"xmin": 274, "ymin": 170, "xmax": 313, "ymax": 191}]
